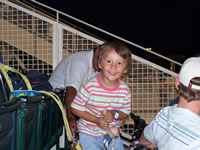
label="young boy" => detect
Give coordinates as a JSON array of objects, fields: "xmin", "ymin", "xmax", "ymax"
[{"xmin": 71, "ymin": 41, "xmax": 132, "ymax": 150}]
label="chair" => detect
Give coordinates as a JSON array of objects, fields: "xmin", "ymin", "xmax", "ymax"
[
  {"xmin": 16, "ymin": 94, "xmax": 43, "ymax": 150},
  {"xmin": 41, "ymin": 88, "xmax": 67, "ymax": 150},
  {"xmin": 9, "ymin": 90, "xmax": 44, "ymax": 150},
  {"xmin": 51, "ymin": 88, "xmax": 66, "ymax": 149},
  {"xmin": 0, "ymin": 71, "xmax": 8, "ymax": 103},
  {"xmin": 0, "ymin": 98, "xmax": 21, "ymax": 150}
]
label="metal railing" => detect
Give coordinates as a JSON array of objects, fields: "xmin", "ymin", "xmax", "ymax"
[{"xmin": 0, "ymin": 0, "xmax": 179, "ymax": 135}]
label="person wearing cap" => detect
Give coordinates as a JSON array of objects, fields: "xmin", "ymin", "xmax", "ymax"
[
  {"xmin": 169, "ymin": 53, "xmax": 200, "ymax": 106},
  {"xmin": 139, "ymin": 57, "xmax": 200, "ymax": 150}
]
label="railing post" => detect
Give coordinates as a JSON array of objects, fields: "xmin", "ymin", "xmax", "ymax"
[{"xmin": 17, "ymin": 102, "xmax": 28, "ymax": 150}]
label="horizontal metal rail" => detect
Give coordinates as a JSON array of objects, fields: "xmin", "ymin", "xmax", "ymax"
[{"xmin": 29, "ymin": 0, "xmax": 182, "ymax": 67}]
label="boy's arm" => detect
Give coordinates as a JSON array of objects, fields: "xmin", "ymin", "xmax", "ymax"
[
  {"xmin": 139, "ymin": 131, "xmax": 156, "ymax": 150},
  {"xmin": 116, "ymin": 111, "xmax": 129, "ymax": 120},
  {"xmin": 102, "ymin": 110, "xmax": 129, "ymax": 122},
  {"xmin": 71, "ymin": 107, "xmax": 96, "ymax": 122},
  {"xmin": 71, "ymin": 107, "xmax": 109, "ymax": 130}
]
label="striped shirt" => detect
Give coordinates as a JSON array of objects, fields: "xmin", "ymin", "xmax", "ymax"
[
  {"xmin": 71, "ymin": 75, "xmax": 131, "ymax": 137},
  {"xmin": 144, "ymin": 104, "xmax": 200, "ymax": 150}
]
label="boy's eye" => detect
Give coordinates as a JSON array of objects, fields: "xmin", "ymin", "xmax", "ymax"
[
  {"xmin": 106, "ymin": 60, "xmax": 112, "ymax": 63},
  {"xmin": 117, "ymin": 62, "xmax": 123, "ymax": 65}
]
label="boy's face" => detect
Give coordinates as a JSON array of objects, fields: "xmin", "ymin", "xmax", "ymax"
[{"xmin": 99, "ymin": 49, "xmax": 127, "ymax": 82}]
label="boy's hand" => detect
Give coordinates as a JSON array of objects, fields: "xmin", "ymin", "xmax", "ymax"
[
  {"xmin": 96, "ymin": 117, "xmax": 109, "ymax": 130},
  {"xmin": 102, "ymin": 110, "xmax": 115, "ymax": 123}
]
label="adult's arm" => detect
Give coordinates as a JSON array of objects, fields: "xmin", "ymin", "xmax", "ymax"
[
  {"xmin": 64, "ymin": 62, "xmax": 91, "ymax": 133},
  {"xmin": 65, "ymin": 86, "xmax": 77, "ymax": 132},
  {"xmin": 139, "ymin": 131, "xmax": 156, "ymax": 150}
]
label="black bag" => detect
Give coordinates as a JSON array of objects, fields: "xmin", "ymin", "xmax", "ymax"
[
  {"xmin": 3, "ymin": 70, "xmax": 53, "ymax": 100},
  {"xmin": 26, "ymin": 70, "xmax": 53, "ymax": 92}
]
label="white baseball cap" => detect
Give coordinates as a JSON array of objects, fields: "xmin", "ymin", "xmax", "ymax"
[{"xmin": 179, "ymin": 57, "xmax": 200, "ymax": 90}]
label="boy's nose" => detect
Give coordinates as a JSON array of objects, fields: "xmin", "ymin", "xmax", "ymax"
[{"xmin": 111, "ymin": 63, "xmax": 117, "ymax": 69}]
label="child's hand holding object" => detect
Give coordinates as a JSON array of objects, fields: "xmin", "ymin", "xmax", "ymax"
[
  {"xmin": 102, "ymin": 110, "xmax": 120, "ymax": 137},
  {"xmin": 102, "ymin": 110, "xmax": 115, "ymax": 123}
]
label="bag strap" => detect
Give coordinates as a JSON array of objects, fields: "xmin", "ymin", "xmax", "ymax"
[
  {"xmin": 0, "ymin": 63, "xmax": 32, "ymax": 92},
  {"xmin": 39, "ymin": 91, "xmax": 72, "ymax": 140},
  {"xmin": 39, "ymin": 91, "xmax": 82, "ymax": 150}
]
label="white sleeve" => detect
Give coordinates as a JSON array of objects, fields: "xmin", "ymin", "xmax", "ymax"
[
  {"xmin": 143, "ymin": 119, "xmax": 156, "ymax": 144},
  {"xmin": 65, "ymin": 61, "xmax": 88, "ymax": 92}
]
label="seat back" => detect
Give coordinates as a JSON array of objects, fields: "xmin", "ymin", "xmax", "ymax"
[
  {"xmin": 12, "ymin": 93, "xmax": 43, "ymax": 150},
  {"xmin": 0, "ymin": 72, "xmax": 8, "ymax": 103},
  {"xmin": 0, "ymin": 98, "xmax": 21, "ymax": 150}
]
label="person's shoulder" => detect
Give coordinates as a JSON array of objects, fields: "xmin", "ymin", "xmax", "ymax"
[
  {"xmin": 61, "ymin": 51, "xmax": 91, "ymax": 65},
  {"xmin": 68, "ymin": 50, "xmax": 93, "ymax": 63},
  {"xmin": 71, "ymin": 50, "xmax": 92, "ymax": 57},
  {"xmin": 119, "ymin": 80, "xmax": 130, "ymax": 89},
  {"xmin": 157, "ymin": 105, "xmax": 174, "ymax": 116},
  {"xmin": 61, "ymin": 50, "xmax": 93, "ymax": 60},
  {"xmin": 160, "ymin": 105, "xmax": 173, "ymax": 111},
  {"xmin": 118, "ymin": 80, "xmax": 131, "ymax": 95}
]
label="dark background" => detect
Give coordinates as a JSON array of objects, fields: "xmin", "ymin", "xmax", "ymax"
[{"xmin": 29, "ymin": 0, "xmax": 200, "ymax": 63}]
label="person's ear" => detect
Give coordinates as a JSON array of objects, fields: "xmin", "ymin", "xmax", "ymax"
[
  {"xmin": 123, "ymin": 68, "xmax": 128, "ymax": 74},
  {"xmin": 175, "ymin": 77, "xmax": 180, "ymax": 89},
  {"xmin": 98, "ymin": 61, "xmax": 102, "ymax": 69}
]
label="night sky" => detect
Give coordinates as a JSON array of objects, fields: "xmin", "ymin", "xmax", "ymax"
[{"xmin": 32, "ymin": 0, "xmax": 199, "ymax": 60}]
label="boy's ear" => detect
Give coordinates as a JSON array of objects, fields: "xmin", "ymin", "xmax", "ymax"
[
  {"xmin": 98, "ymin": 62, "xmax": 102, "ymax": 69},
  {"xmin": 123, "ymin": 68, "xmax": 128, "ymax": 74}
]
